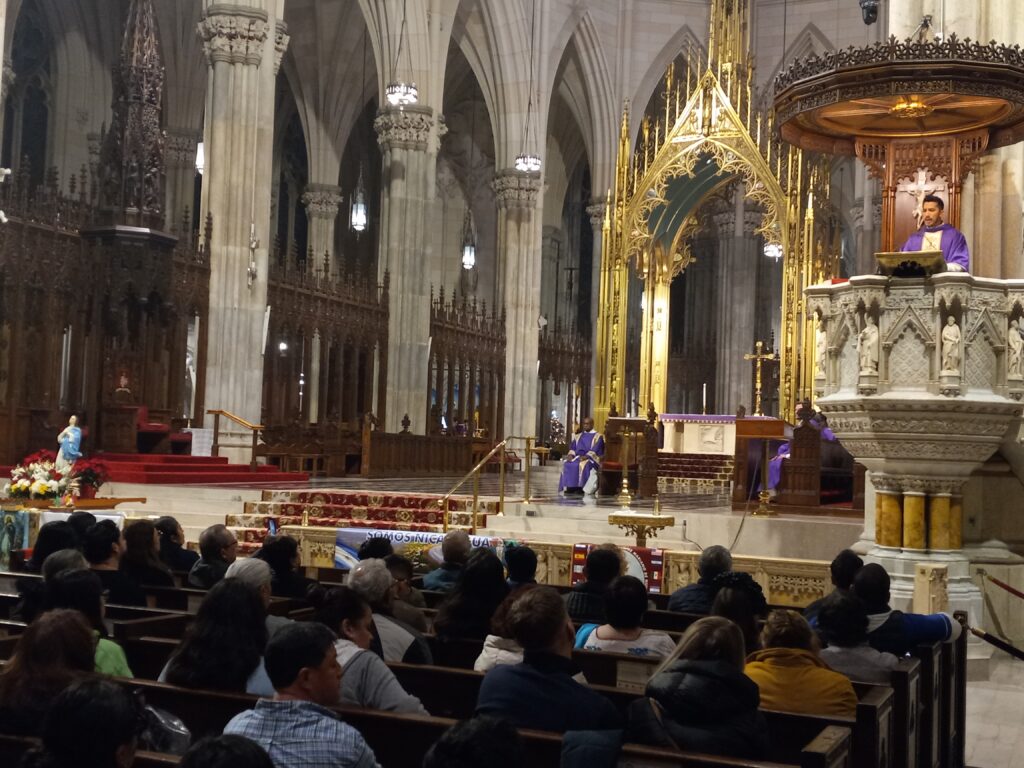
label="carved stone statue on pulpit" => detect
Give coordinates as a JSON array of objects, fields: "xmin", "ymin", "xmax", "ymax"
[
  {"xmin": 1009, "ymin": 319, "xmax": 1023, "ymax": 378},
  {"xmin": 815, "ymin": 318, "xmax": 827, "ymax": 376},
  {"xmin": 858, "ymin": 316, "xmax": 879, "ymax": 373},
  {"xmin": 941, "ymin": 316, "xmax": 961, "ymax": 373}
]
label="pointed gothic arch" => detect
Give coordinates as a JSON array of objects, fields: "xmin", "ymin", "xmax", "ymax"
[{"xmin": 594, "ymin": 0, "xmax": 837, "ymax": 424}]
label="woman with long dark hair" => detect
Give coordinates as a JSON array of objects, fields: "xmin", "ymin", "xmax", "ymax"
[
  {"xmin": 160, "ymin": 579, "xmax": 273, "ymax": 695},
  {"xmin": 24, "ymin": 521, "xmax": 79, "ymax": 573},
  {"xmin": 0, "ymin": 609, "xmax": 96, "ymax": 736},
  {"xmin": 121, "ymin": 520, "xmax": 174, "ymax": 587},
  {"xmin": 316, "ymin": 586, "xmax": 426, "ymax": 713},
  {"xmin": 433, "ymin": 548, "xmax": 509, "ymax": 640},
  {"xmin": 154, "ymin": 516, "xmax": 199, "ymax": 572},
  {"xmin": 20, "ymin": 678, "xmax": 141, "ymax": 768},
  {"xmin": 256, "ymin": 535, "xmax": 322, "ymax": 602}
]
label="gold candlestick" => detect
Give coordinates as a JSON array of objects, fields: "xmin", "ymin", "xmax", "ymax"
[{"xmin": 744, "ymin": 341, "xmax": 778, "ymax": 417}]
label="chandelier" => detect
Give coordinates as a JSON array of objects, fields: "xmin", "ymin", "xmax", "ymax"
[
  {"xmin": 888, "ymin": 96, "xmax": 934, "ymax": 120},
  {"xmin": 461, "ymin": 209, "xmax": 476, "ymax": 270},
  {"xmin": 514, "ymin": 153, "xmax": 542, "ymax": 173},
  {"xmin": 350, "ymin": 166, "xmax": 368, "ymax": 232},
  {"xmin": 351, "ymin": 32, "xmax": 369, "ymax": 233},
  {"xmin": 515, "ymin": 2, "xmax": 541, "ymax": 173},
  {"xmin": 385, "ymin": 0, "xmax": 417, "ymax": 107}
]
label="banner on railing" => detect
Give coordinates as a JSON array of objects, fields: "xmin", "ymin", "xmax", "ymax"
[
  {"xmin": 570, "ymin": 543, "xmax": 666, "ymax": 593},
  {"xmin": 333, "ymin": 527, "xmax": 501, "ymax": 571}
]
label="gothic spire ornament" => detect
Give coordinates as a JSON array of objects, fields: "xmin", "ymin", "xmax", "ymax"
[{"xmin": 96, "ymin": 0, "xmax": 166, "ymax": 229}]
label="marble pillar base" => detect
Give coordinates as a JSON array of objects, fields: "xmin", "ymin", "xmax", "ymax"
[{"xmin": 868, "ymin": 546, "xmax": 990, "ymax": 676}]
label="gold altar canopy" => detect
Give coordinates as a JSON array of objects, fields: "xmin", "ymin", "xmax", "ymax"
[{"xmin": 593, "ymin": 0, "xmax": 838, "ymax": 427}]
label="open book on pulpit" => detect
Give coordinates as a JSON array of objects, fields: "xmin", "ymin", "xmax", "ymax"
[{"xmin": 875, "ymin": 250, "xmax": 945, "ymax": 277}]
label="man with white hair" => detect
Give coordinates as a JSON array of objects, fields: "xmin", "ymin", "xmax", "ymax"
[
  {"xmin": 348, "ymin": 558, "xmax": 432, "ymax": 665},
  {"xmin": 226, "ymin": 557, "xmax": 294, "ymax": 638}
]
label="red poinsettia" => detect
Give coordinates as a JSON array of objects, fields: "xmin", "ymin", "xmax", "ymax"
[
  {"xmin": 21, "ymin": 449, "xmax": 57, "ymax": 465},
  {"xmin": 73, "ymin": 458, "xmax": 110, "ymax": 489}
]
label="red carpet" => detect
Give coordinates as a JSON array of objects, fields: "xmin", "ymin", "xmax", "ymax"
[
  {"xmin": 99, "ymin": 454, "xmax": 309, "ymax": 485},
  {"xmin": 225, "ymin": 489, "xmax": 493, "ymax": 549}
]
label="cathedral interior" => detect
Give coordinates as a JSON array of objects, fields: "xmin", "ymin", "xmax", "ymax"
[{"xmin": 3, "ymin": 2, "xmax": 1024, "ymax": 764}]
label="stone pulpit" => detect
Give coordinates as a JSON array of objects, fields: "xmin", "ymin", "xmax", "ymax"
[{"xmin": 806, "ymin": 273, "xmax": 1024, "ymax": 623}]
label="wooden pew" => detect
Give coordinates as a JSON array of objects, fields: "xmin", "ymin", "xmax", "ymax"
[
  {"xmin": 422, "ymin": 586, "xmax": 677, "ymax": 616},
  {"xmin": 572, "ymin": 648, "xmax": 662, "ymax": 690},
  {"xmin": 761, "ymin": 685, "xmax": 893, "ymax": 768},
  {"xmin": 119, "ymin": 677, "xmax": 852, "ymax": 768},
  {"xmin": 0, "ymin": 608, "xmax": 189, "ymax": 644},
  {"xmin": 0, "ymin": 735, "xmax": 178, "ymax": 767},
  {"xmin": 103, "ymin": 607, "xmax": 191, "ymax": 642},
  {"xmin": 427, "ymin": 633, "xmax": 664, "ymax": 691},
  {"xmin": 864, "ymin": 657, "xmax": 921, "ymax": 768},
  {"xmin": 111, "ymin": 633, "xmax": 863, "ymax": 768},
  {"xmin": 942, "ymin": 612, "xmax": 968, "ymax": 768},
  {"xmin": 914, "ymin": 641, "xmax": 942, "ymax": 768},
  {"xmin": 122, "ymin": 636, "xmax": 179, "ymax": 680},
  {"xmin": 143, "ymin": 585, "xmax": 303, "ymax": 618}
]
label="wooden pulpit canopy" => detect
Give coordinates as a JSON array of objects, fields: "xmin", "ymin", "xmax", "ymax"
[{"xmin": 772, "ymin": 35, "xmax": 1024, "ymax": 251}]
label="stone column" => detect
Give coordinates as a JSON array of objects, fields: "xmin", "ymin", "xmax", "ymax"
[
  {"xmin": 165, "ymin": 129, "xmax": 201, "ymax": 234},
  {"xmin": 301, "ymin": 183, "xmax": 343, "ymax": 277},
  {"xmin": 586, "ymin": 200, "xmax": 605, "ymax": 412},
  {"xmin": 0, "ymin": 1, "xmax": 15, "ymax": 160},
  {"xmin": 975, "ymin": 153, "xmax": 1003, "ymax": 277},
  {"xmin": 375, "ymin": 106, "xmax": 438, "ymax": 433},
  {"xmin": 197, "ymin": 3, "xmax": 287, "ymax": 462},
  {"xmin": 712, "ymin": 195, "xmax": 759, "ymax": 414},
  {"xmin": 493, "ymin": 169, "xmax": 543, "ymax": 439}
]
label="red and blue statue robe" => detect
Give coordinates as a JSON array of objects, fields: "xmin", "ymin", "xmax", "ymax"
[
  {"xmin": 900, "ymin": 223, "xmax": 970, "ymax": 272},
  {"xmin": 558, "ymin": 430, "xmax": 605, "ymax": 492}
]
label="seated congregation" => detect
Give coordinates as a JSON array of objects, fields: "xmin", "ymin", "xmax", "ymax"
[{"xmin": 0, "ymin": 523, "xmax": 965, "ymax": 767}]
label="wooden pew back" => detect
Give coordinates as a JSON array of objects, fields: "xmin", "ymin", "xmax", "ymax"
[
  {"xmin": 761, "ymin": 685, "xmax": 893, "ymax": 768},
  {"xmin": 120, "ymin": 677, "xmax": 850, "ymax": 768}
]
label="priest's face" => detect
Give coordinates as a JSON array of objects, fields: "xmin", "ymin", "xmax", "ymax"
[
  {"xmin": 921, "ymin": 201, "xmax": 943, "ymax": 228},
  {"xmin": 582, "ymin": 417, "xmax": 594, "ymax": 432}
]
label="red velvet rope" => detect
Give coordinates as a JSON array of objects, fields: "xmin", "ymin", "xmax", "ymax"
[{"xmin": 985, "ymin": 573, "xmax": 1024, "ymax": 601}]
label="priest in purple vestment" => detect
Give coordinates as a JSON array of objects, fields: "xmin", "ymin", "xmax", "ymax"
[
  {"xmin": 559, "ymin": 417, "xmax": 604, "ymax": 495},
  {"xmin": 899, "ymin": 194, "xmax": 969, "ymax": 272}
]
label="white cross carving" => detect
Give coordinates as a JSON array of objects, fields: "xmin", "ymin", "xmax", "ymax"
[{"xmin": 897, "ymin": 168, "xmax": 941, "ymax": 228}]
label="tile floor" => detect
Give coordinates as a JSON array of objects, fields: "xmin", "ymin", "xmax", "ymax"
[{"xmin": 966, "ymin": 651, "xmax": 1024, "ymax": 768}]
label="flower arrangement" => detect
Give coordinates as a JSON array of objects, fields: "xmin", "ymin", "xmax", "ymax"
[
  {"xmin": 3, "ymin": 450, "xmax": 70, "ymax": 499},
  {"xmin": 70, "ymin": 457, "xmax": 110, "ymax": 496}
]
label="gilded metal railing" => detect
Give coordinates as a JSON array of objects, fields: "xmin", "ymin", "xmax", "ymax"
[
  {"xmin": 206, "ymin": 409, "xmax": 264, "ymax": 470},
  {"xmin": 437, "ymin": 436, "xmax": 538, "ymax": 533}
]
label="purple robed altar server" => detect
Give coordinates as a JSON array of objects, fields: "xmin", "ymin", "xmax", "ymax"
[
  {"xmin": 899, "ymin": 194, "xmax": 970, "ymax": 272},
  {"xmin": 559, "ymin": 417, "xmax": 604, "ymax": 494}
]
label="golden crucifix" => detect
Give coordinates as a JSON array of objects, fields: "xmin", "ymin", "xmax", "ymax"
[{"xmin": 744, "ymin": 341, "xmax": 778, "ymax": 416}]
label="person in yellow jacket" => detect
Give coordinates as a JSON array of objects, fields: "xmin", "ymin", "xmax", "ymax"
[{"xmin": 744, "ymin": 609, "xmax": 857, "ymax": 718}]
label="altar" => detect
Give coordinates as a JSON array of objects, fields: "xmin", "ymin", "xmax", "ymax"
[{"xmin": 660, "ymin": 414, "xmax": 736, "ymax": 455}]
